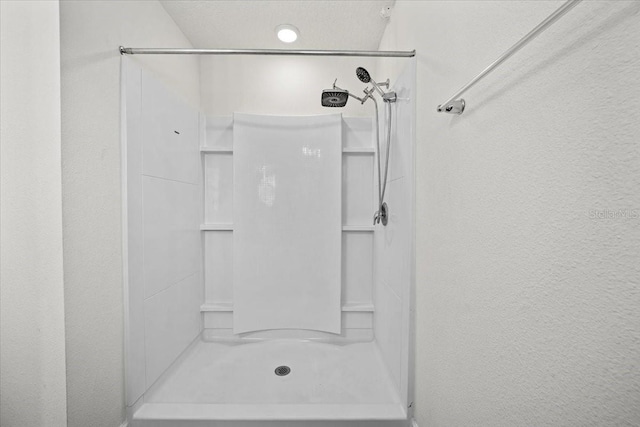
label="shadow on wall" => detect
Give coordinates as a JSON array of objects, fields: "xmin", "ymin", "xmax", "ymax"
[{"xmin": 463, "ymin": 1, "xmax": 640, "ymax": 120}]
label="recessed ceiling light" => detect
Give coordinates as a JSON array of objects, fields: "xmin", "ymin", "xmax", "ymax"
[{"xmin": 276, "ymin": 24, "xmax": 299, "ymax": 43}]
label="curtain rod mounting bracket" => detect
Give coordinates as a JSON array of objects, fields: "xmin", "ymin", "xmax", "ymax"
[
  {"xmin": 437, "ymin": 99, "xmax": 465, "ymax": 114},
  {"xmin": 436, "ymin": 0, "xmax": 582, "ymax": 115}
]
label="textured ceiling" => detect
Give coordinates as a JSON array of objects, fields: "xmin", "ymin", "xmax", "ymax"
[{"xmin": 160, "ymin": 0, "xmax": 395, "ymax": 50}]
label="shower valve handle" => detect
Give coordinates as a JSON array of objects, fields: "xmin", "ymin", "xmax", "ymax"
[{"xmin": 362, "ymin": 87, "xmax": 375, "ymax": 104}]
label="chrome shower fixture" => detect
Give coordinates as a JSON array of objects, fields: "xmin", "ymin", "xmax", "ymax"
[
  {"xmin": 320, "ymin": 69, "xmax": 396, "ymax": 226},
  {"xmin": 355, "ymin": 67, "xmax": 371, "ymax": 83},
  {"xmin": 321, "ymin": 89, "xmax": 349, "ymax": 107},
  {"xmin": 355, "ymin": 67, "xmax": 396, "ymax": 103},
  {"xmin": 322, "ymin": 79, "xmax": 373, "ymax": 107}
]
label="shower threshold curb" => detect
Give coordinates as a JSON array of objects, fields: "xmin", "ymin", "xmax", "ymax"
[{"xmin": 134, "ymin": 402, "xmax": 407, "ymax": 422}]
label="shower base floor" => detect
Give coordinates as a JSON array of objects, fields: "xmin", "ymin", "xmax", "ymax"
[{"xmin": 132, "ymin": 338, "xmax": 407, "ymax": 427}]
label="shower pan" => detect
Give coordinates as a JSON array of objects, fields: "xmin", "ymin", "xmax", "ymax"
[{"xmin": 121, "ymin": 49, "xmax": 415, "ymax": 427}]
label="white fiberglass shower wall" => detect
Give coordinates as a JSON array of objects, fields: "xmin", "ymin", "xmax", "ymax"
[
  {"xmin": 122, "ymin": 55, "xmax": 415, "ymax": 426},
  {"xmin": 373, "ymin": 60, "xmax": 416, "ymax": 409},
  {"xmin": 122, "ymin": 60, "xmax": 203, "ymax": 407}
]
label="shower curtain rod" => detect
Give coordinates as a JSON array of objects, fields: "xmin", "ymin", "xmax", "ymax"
[
  {"xmin": 437, "ymin": 0, "xmax": 583, "ymax": 115},
  {"xmin": 118, "ymin": 46, "xmax": 415, "ymax": 58}
]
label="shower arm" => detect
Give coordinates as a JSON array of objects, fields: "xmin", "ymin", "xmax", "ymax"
[
  {"xmin": 332, "ymin": 79, "xmax": 393, "ymax": 105},
  {"xmin": 333, "ymin": 81, "xmax": 373, "ymax": 105}
]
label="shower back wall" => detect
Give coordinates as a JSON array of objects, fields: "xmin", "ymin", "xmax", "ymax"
[
  {"xmin": 201, "ymin": 114, "xmax": 377, "ymax": 340},
  {"xmin": 198, "ymin": 46, "xmax": 391, "ymax": 342},
  {"xmin": 200, "ymin": 56, "xmax": 380, "ymax": 118}
]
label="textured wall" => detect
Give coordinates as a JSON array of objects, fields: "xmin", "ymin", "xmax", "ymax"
[
  {"xmin": 379, "ymin": 1, "xmax": 640, "ymax": 425},
  {"xmin": 0, "ymin": 1, "xmax": 67, "ymax": 426},
  {"xmin": 60, "ymin": 1, "xmax": 199, "ymax": 425}
]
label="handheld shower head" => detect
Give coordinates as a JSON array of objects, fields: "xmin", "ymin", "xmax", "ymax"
[
  {"xmin": 356, "ymin": 67, "xmax": 371, "ymax": 83},
  {"xmin": 355, "ymin": 66, "xmax": 395, "ymax": 102},
  {"xmin": 321, "ymin": 89, "xmax": 349, "ymax": 107}
]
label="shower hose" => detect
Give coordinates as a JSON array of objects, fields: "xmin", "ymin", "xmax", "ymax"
[{"xmin": 372, "ymin": 97, "xmax": 392, "ymax": 225}]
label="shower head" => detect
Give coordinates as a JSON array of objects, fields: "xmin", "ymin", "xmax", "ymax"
[
  {"xmin": 321, "ymin": 89, "xmax": 349, "ymax": 107},
  {"xmin": 356, "ymin": 67, "xmax": 371, "ymax": 83},
  {"xmin": 356, "ymin": 66, "xmax": 394, "ymax": 101}
]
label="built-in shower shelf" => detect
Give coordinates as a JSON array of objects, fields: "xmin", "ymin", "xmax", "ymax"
[
  {"xmin": 200, "ymin": 146, "xmax": 233, "ymax": 153},
  {"xmin": 201, "ymin": 303, "xmax": 233, "ymax": 312},
  {"xmin": 201, "ymin": 224, "xmax": 375, "ymax": 232},
  {"xmin": 342, "ymin": 225, "xmax": 375, "ymax": 232},
  {"xmin": 200, "ymin": 147, "xmax": 375, "ymax": 155},
  {"xmin": 201, "ymin": 302, "xmax": 374, "ymax": 313},
  {"xmin": 342, "ymin": 147, "xmax": 375, "ymax": 154},
  {"xmin": 341, "ymin": 303, "xmax": 375, "ymax": 312},
  {"xmin": 200, "ymin": 223, "xmax": 233, "ymax": 231}
]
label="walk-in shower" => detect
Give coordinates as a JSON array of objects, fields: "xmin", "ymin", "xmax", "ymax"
[
  {"xmin": 323, "ymin": 67, "xmax": 396, "ymax": 226},
  {"xmin": 121, "ymin": 46, "xmax": 415, "ymax": 427}
]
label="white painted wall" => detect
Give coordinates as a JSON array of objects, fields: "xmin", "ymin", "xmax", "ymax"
[
  {"xmin": 60, "ymin": 1, "xmax": 199, "ymax": 425},
  {"xmin": 379, "ymin": 1, "xmax": 640, "ymax": 425},
  {"xmin": 0, "ymin": 1, "xmax": 67, "ymax": 426},
  {"xmin": 201, "ymin": 56, "xmax": 379, "ymax": 117}
]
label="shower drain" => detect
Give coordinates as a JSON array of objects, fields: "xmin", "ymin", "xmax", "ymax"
[{"xmin": 274, "ymin": 365, "xmax": 291, "ymax": 376}]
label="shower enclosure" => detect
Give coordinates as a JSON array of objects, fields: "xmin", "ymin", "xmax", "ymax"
[{"xmin": 121, "ymin": 52, "xmax": 415, "ymax": 427}]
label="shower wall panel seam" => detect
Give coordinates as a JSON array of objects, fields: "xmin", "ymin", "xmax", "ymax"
[
  {"xmin": 143, "ymin": 271, "xmax": 200, "ymax": 302},
  {"xmin": 141, "ymin": 173, "xmax": 199, "ymax": 186}
]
